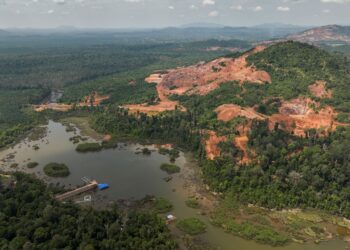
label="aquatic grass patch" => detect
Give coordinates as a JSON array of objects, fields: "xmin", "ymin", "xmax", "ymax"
[
  {"xmin": 176, "ymin": 218, "xmax": 206, "ymax": 235},
  {"xmin": 160, "ymin": 163, "xmax": 180, "ymax": 174},
  {"xmin": 151, "ymin": 197, "xmax": 173, "ymax": 213},
  {"xmin": 43, "ymin": 163, "xmax": 70, "ymax": 177},
  {"xmin": 185, "ymin": 198, "xmax": 200, "ymax": 209},
  {"xmin": 158, "ymin": 148, "xmax": 180, "ymax": 162},
  {"xmin": 27, "ymin": 162, "xmax": 39, "ymax": 168},
  {"xmin": 76, "ymin": 142, "xmax": 102, "ymax": 153},
  {"xmin": 142, "ymin": 148, "xmax": 152, "ymax": 155}
]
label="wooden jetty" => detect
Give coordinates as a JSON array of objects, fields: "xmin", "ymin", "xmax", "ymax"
[{"xmin": 55, "ymin": 180, "xmax": 98, "ymax": 201}]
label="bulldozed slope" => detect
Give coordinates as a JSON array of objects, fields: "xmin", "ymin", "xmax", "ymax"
[
  {"xmin": 215, "ymin": 104, "xmax": 266, "ymax": 122},
  {"xmin": 159, "ymin": 45, "xmax": 270, "ymax": 97},
  {"xmin": 125, "ymin": 46, "xmax": 271, "ymax": 114}
]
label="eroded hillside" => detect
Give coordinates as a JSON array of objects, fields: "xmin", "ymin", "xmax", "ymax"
[{"xmin": 127, "ymin": 41, "xmax": 350, "ymax": 162}]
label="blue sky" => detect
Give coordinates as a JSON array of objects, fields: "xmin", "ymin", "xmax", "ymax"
[{"xmin": 0, "ymin": 0, "xmax": 349, "ymax": 28}]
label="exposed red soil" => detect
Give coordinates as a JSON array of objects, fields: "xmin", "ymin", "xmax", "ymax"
[
  {"xmin": 78, "ymin": 92, "xmax": 110, "ymax": 107},
  {"xmin": 145, "ymin": 74, "xmax": 164, "ymax": 84},
  {"xmin": 34, "ymin": 103, "xmax": 72, "ymax": 112},
  {"xmin": 234, "ymin": 123, "xmax": 252, "ymax": 164},
  {"xmin": 124, "ymin": 46, "xmax": 270, "ymax": 114},
  {"xmin": 309, "ymin": 80, "xmax": 332, "ymax": 99},
  {"xmin": 103, "ymin": 134, "xmax": 112, "ymax": 142},
  {"xmin": 235, "ymin": 135, "xmax": 249, "ymax": 164},
  {"xmin": 211, "ymin": 97, "xmax": 347, "ymax": 161},
  {"xmin": 269, "ymin": 98, "xmax": 341, "ymax": 137},
  {"xmin": 34, "ymin": 92, "xmax": 109, "ymax": 112},
  {"xmin": 205, "ymin": 131, "xmax": 227, "ymax": 160},
  {"xmin": 215, "ymin": 104, "xmax": 266, "ymax": 122},
  {"xmin": 159, "ymin": 46, "xmax": 270, "ymax": 97}
]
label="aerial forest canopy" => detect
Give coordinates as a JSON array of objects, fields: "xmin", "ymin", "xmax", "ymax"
[
  {"xmin": 91, "ymin": 41, "xmax": 350, "ymax": 217},
  {"xmin": 0, "ymin": 173, "xmax": 177, "ymax": 249}
]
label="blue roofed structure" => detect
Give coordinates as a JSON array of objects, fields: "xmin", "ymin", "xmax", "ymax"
[{"xmin": 98, "ymin": 183, "xmax": 109, "ymax": 190}]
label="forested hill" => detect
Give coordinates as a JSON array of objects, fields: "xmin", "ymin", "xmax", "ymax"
[
  {"xmin": 91, "ymin": 41, "xmax": 350, "ymax": 219},
  {"xmin": 247, "ymin": 41, "xmax": 350, "ymax": 113}
]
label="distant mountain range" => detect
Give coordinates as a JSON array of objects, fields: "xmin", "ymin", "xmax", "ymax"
[{"xmin": 287, "ymin": 25, "xmax": 350, "ymax": 45}]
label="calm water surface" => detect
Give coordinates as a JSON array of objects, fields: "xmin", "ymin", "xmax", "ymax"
[{"xmin": 0, "ymin": 121, "xmax": 347, "ymax": 250}]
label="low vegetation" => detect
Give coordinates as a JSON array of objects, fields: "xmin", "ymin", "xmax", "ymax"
[
  {"xmin": 151, "ymin": 197, "xmax": 173, "ymax": 213},
  {"xmin": 185, "ymin": 198, "xmax": 201, "ymax": 209},
  {"xmin": 176, "ymin": 218, "xmax": 207, "ymax": 235},
  {"xmin": 76, "ymin": 143, "xmax": 102, "ymax": 153},
  {"xmin": 141, "ymin": 148, "xmax": 152, "ymax": 155},
  {"xmin": 160, "ymin": 163, "xmax": 181, "ymax": 174},
  {"xmin": 158, "ymin": 148, "xmax": 180, "ymax": 162},
  {"xmin": 43, "ymin": 163, "xmax": 70, "ymax": 177},
  {"xmin": 26, "ymin": 162, "xmax": 38, "ymax": 168}
]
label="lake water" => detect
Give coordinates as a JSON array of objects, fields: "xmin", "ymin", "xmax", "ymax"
[{"xmin": 0, "ymin": 120, "xmax": 347, "ymax": 250}]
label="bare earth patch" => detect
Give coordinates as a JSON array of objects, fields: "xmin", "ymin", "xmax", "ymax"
[
  {"xmin": 124, "ymin": 46, "xmax": 271, "ymax": 114},
  {"xmin": 308, "ymin": 80, "xmax": 332, "ymax": 99},
  {"xmin": 215, "ymin": 104, "xmax": 266, "ymax": 122},
  {"xmin": 34, "ymin": 92, "xmax": 109, "ymax": 112},
  {"xmin": 210, "ymin": 97, "xmax": 347, "ymax": 161},
  {"xmin": 204, "ymin": 131, "xmax": 227, "ymax": 160},
  {"xmin": 269, "ymin": 97, "xmax": 342, "ymax": 137}
]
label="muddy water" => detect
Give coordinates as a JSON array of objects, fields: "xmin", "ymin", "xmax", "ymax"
[{"xmin": 0, "ymin": 120, "xmax": 347, "ymax": 250}]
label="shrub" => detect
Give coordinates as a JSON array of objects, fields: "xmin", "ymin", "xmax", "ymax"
[
  {"xmin": 27, "ymin": 162, "xmax": 39, "ymax": 168},
  {"xmin": 185, "ymin": 198, "xmax": 200, "ymax": 209},
  {"xmin": 142, "ymin": 148, "xmax": 151, "ymax": 155},
  {"xmin": 177, "ymin": 218, "xmax": 206, "ymax": 235},
  {"xmin": 160, "ymin": 163, "xmax": 180, "ymax": 174},
  {"xmin": 43, "ymin": 163, "xmax": 70, "ymax": 177},
  {"xmin": 152, "ymin": 198, "xmax": 173, "ymax": 213},
  {"xmin": 76, "ymin": 143, "xmax": 102, "ymax": 152}
]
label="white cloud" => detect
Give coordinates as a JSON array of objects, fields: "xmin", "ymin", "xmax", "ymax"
[
  {"xmin": 320, "ymin": 0, "xmax": 350, "ymax": 3},
  {"xmin": 189, "ymin": 4, "xmax": 198, "ymax": 9},
  {"xmin": 203, "ymin": 0, "xmax": 215, "ymax": 6},
  {"xmin": 124, "ymin": 0, "xmax": 143, "ymax": 2},
  {"xmin": 168, "ymin": 5, "xmax": 174, "ymax": 10},
  {"xmin": 53, "ymin": 0, "xmax": 65, "ymax": 4},
  {"xmin": 47, "ymin": 9, "xmax": 54, "ymax": 14},
  {"xmin": 277, "ymin": 6, "xmax": 290, "ymax": 11},
  {"xmin": 253, "ymin": 6, "xmax": 263, "ymax": 11},
  {"xmin": 230, "ymin": 5, "xmax": 243, "ymax": 11},
  {"xmin": 208, "ymin": 10, "xmax": 219, "ymax": 17},
  {"xmin": 322, "ymin": 9, "xmax": 331, "ymax": 12}
]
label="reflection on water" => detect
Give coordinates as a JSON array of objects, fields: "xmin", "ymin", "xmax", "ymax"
[{"xmin": 0, "ymin": 120, "xmax": 347, "ymax": 250}]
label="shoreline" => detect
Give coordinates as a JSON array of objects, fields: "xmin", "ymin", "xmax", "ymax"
[{"xmin": 1, "ymin": 120, "xmax": 349, "ymax": 250}]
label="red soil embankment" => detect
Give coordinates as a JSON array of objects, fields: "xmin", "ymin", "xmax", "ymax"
[{"xmin": 205, "ymin": 131, "xmax": 227, "ymax": 160}]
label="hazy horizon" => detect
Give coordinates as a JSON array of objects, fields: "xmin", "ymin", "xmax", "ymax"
[{"xmin": 0, "ymin": 0, "xmax": 349, "ymax": 29}]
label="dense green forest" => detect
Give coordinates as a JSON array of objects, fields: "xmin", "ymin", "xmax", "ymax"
[
  {"xmin": 0, "ymin": 38, "xmax": 235, "ymax": 148},
  {"xmin": 89, "ymin": 41, "xmax": 350, "ymax": 218},
  {"xmin": 0, "ymin": 173, "xmax": 177, "ymax": 249},
  {"xmin": 248, "ymin": 41, "xmax": 350, "ymax": 112},
  {"xmin": 90, "ymin": 105, "xmax": 350, "ymax": 217},
  {"xmin": 2, "ymin": 35, "xmax": 350, "ymax": 247}
]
